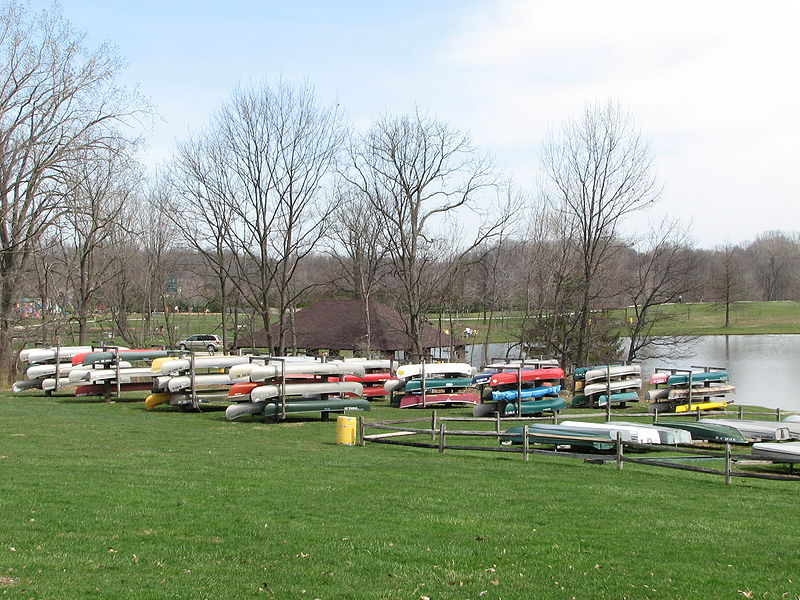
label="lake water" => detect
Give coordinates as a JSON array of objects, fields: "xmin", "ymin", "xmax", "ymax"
[{"xmin": 463, "ymin": 335, "xmax": 800, "ymax": 412}]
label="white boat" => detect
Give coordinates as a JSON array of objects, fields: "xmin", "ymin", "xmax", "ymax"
[
  {"xmin": 337, "ymin": 358, "xmax": 396, "ymax": 370},
  {"xmin": 483, "ymin": 359, "xmax": 560, "ymax": 370},
  {"xmin": 40, "ymin": 377, "xmax": 80, "ymax": 391},
  {"xmin": 248, "ymin": 362, "xmax": 365, "ymax": 382},
  {"xmin": 87, "ymin": 367, "xmax": 151, "ymax": 383},
  {"xmin": 226, "ymin": 402, "xmax": 266, "ymax": 420},
  {"xmin": 584, "ymin": 365, "xmax": 641, "ymax": 384},
  {"xmin": 13, "ymin": 379, "xmax": 41, "ymax": 392},
  {"xmin": 250, "ymin": 381, "xmax": 363, "ymax": 402},
  {"xmin": 559, "ymin": 420, "xmax": 661, "ymax": 445},
  {"xmin": 68, "ymin": 361, "xmax": 134, "ymax": 382},
  {"xmin": 583, "ymin": 378, "xmax": 642, "ymax": 396},
  {"xmin": 396, "ymin": 362, "xmax": 474, "ymax": 380},
  {"xmin": 611, "ymin": 421, "xmax": 693, "ymax": 444},
  {"xmin": 698, "ymin": 419, "xmax": 792, "ymax": 441},
  {"xmin": 166, "ymin": 374, "xmax": 249, "ymax": 393},
  {"xmin": 21, "ymin": 346, "xmax": 99, "ymax": 364},
  {"xmin": 752, "ymin": 442, "xmax": 800, "ymax": 463},
  {"xmin": 25, "ymin": 362, "xmax": 76, "ymax": 379},
  {"xmin": 152, "ymin": 355, "xmax": 251, "ymax": 375}
]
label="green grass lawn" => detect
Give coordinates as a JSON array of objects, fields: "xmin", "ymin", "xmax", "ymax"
[{"xmin": 2, "ymin": 392, "xmax": 800, "ymax": 599}]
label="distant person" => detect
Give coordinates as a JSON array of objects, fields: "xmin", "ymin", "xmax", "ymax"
[{"xmin": 678, "ymin": 295, "xmax": 683, "ymax": 304}]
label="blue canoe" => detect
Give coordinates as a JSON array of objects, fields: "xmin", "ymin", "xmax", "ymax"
[{"xmin": 492, "ymin": 384, "xmax": 561, "ymax": 402}]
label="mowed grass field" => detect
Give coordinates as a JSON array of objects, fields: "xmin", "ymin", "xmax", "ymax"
[{"xmin": 2, "ymin": 392, "xmax": 800, "ymax": 599}]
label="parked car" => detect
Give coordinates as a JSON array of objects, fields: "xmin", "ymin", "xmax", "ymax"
[{"xmin": 177, "ymin": 334, "xmax": 223, "ymax": 353}]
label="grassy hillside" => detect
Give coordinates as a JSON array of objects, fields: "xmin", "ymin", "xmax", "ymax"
[{"xmin": 2, "ymin": 392, "xmax": 799, "ymax": 599}]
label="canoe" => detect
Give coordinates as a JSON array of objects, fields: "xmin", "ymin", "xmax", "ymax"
[
  {"xmin": 492, "ymin": 384, "xmax": 562, "ymax": 402},
  {"xmin": 228, "ymin": 382, "xmax": 259, "ymax": 400},
  {"xmin": 611, "ymin": 422, "xmax": 693, "ymax": 444},
  {"xmin": 68, "ymin": 362, "xmax": 133, "ymax": 382},
  {"xmin": 26, "ymin": 362, "xmax": 75, "ymax": 379},
  {"xmin": 472, "ymin": 402, "xmax": 498, "ymax": 417},
  {"xmin": 752, "ymin": 442, "xmax": 800, "ymax": 463},
  {"xmin": 655, "ymin": 420, "xmax": 746, "ymax": 443},
  {"xmin": 666, "ymin": 371, "xmax": 728, "ymax": 386},
  {"xmin": 152, "ymin": 355, "xmax": 251, "ymax": 375},
  {"xmin": 384, "ymin": 379, "xmax": 405, "ymax": 393},
  {"xmin": 86, "ymin": 366, "xmax": 151, "ymax": 384},
  {"xmin": 40, "ymin": 377, "xmax": 80, "ymax": 391},
  {"xmin": 76, "ymin": 349, "xmax": 167, "ymax": 366},
  {"xmin": 144, "ymin": 393, "xmax": 171, "ymax": 409},
  {"xmin": 698, "ymin": 418, "xmax": 792, "ymax": 441},
  {"xmin": 343, "ymin": 372, "xmax": 392, "ymax": 383},
  {"xmin": 646, "ymin": 388, "xmax": 670, "ymax": 402},
  {"xmin": 594, "ymin": 391, "xmax": 640, "ymax": 407},
  {"xmin": 167, "ymin": 374, "xmax": 249, "ymax": 393},
  {"xmin": 584, "ymin": 365, "xmax": 641, "ymax": 384},
  {"xmin": 573, "ymin": 365, "xmax": 621, "ymax": 380},
  {"xmin": 503, "ymin": 424, "xmax": 615, "ymax": 450},
  {"xmin": 649, "ymin": 373, "xmax": 669, "ymax": 385},
  {"xmin": 583, "ymin": 378, "xmax": 642, "ymax": 396},
  {"xmin": 12, "ymin": 379, "xmax": 41, "ymax": 392},
  {"xmin": 336, "ymin": 358, "xmax": 396, "ymax": 371},
  {"xmin": 403, "ymin": 376, "xmax": 474, "ymax": 393},
  {"xmin": 399, "ymin": 391, "xmax": 481, "ymax": 408},
  {"xmin": 21, "ymin": 346, "xmax": 97, "ymax": 364},
  {"xmin": 396, "ymin": 362, "xmax": 474, "ymax": 380},
  {"xmin": 485, "ymin": 359, "xmax": 559, "ymax": 370},
  {"xmin": 227, "ymin": 397, "xmax": 371, "ymax": 420},
  {"xmin": 674, "ymin": 400, "xmax": 730, "ymax": 412},
  {"xmin": 668, "ymin": 384, "xmax": 735, "ymax": 400},
  {"xmin": 488, "ymin": 367, "xmax": 565, "ymax": 387},
  {"xmin": 75, "ymin": 382, "xmax": 152, "ymax": 397},
  {"xmin": 248, "ymin": 362, "xmax": 366, "ymax": 381},
  {"xmin": 502, "ymin": 396, "xmax": 567, "ymax": 415},
  {"xmin": 362, "ymin": 385, "xmax": 387, "ymax": 397},
  {"xmin": 559, "ymin": 420, "xmax": 662, "ymax": 445},
  {"xmin": 251, "ymin": 381, "xmax": 363, "ymax": 402}
]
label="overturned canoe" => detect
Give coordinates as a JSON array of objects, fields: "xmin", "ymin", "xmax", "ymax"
[
  {"xmin": 502, "ymin": 396, "xmax": 567, "ymax": 415},
  {"xmin": 654, "ymin": 420, "xmax": 746, "ymax": 444}
]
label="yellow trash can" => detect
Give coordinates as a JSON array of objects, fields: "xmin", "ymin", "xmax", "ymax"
[{"xmin": 336, "ymin": 415, "xmax": 357, "ymax": 446}]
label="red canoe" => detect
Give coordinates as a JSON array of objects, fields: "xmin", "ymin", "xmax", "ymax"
[
  {"xmin": 488, "ymin": 367, "xmax": 565, "ymax": 387},
  {"xmin": 75, "ymin": 382, "xmax": 153, "ymax": 396},
  {"xmin": 399, "ymin": 392, "xmax": 481, "ymax": 408},
  {"xmin": 343, "ymin": 372, "xmax": 393, "ymax": 383}
]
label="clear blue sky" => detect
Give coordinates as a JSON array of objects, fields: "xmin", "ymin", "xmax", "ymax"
[{"xmin": 29, "ymin": 0, "xmax": 800, "ymax": 248}]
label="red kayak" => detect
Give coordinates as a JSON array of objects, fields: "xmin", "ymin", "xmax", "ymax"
[
  {"xmin": 488, "ymin": 367, "xmax": 565, "ymax": 387},
  {"xmin": 343, "ymin": 372, "xmax": 393, "ymax": 383},
  {"xmin": 75, "ymin": 382, "xmax": 153, "ymax": 396},
  {"xmin": 399, "ymin": 392, "xmax": 481, "ymax": 408}
]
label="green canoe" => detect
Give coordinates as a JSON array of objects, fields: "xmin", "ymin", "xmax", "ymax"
[
  {"xmin": 402, "ymin": 377, "xmax": 474, "ymax": 393},
  {"xmin": 502, "ymin": 397, "xmax": 567, "ymax": 415},
  {"xmin": 655, "ymin": 420, "xmax": 746, "ymax": 444},
  {"xmin": 504, "ymin": 424, "xmax": 615, "ymax": 450}
]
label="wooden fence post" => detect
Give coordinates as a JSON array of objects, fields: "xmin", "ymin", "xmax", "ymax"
[
  {"xmin": 724, "ymin": 443, "xmax": 732, "ymax": 485},
  {"xmin": 431, "ymin": 410, "xmax": 438, "ymax": 444},
  {"xmin": 438, "ymin": 423, "xmax": 446, "ymax": 454},
  {"xmin": 358, "ymin": 416, "xmax": 365, "ymax": 447},
  {"xmin": 522, "ymin": 425, "xmax": 529, "ymax": 462}
]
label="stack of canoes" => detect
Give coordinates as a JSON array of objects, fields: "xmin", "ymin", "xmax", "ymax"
[
  {"xmin": 224, "ymin": 359, "xmax": 370, "ymax": 420},
  {"xmin": 147, "ymin": 354, "xmax": 254, "ymax": 409},
  {"xmin": 472, "ymin": 359, "xmax": 560, "ymax": 386},
  {"xmin": 472, "ymin": 365, "xmax": 565, "ymax": 416},
  {"xmin": 14, "ymin": 345, "xmax": 132, "ymax": 394},
  {"xmin": 386, "ymin": 362, "xmax": 479, "ymax": 408},
  {"xmin": 647, "ymin": 368, "xmax": 734, "ymax": 414},
  {"xmin": 337, "ymin": 359, "xmax": 397, "ymax": 398},
  {"xmin": 69, "ymin": 349, "xmax": 170, "ymax": 396},
  {"xmin": 571, "ymin": 365, "xmax": 641, "ymax": 408}
]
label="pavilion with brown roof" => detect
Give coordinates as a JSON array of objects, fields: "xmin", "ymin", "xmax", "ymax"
[{"xmin": 235, "ymin": 298, "xmax": 462, "ymax": 359}]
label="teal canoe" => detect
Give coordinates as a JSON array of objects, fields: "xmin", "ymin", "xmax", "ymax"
[
  {"xmin": 572, "ymin": 391, "xmax": 638, "ymax": 408},
  {"xmin": 503, "ymin": 424, "xmax": 615, "ymax": 450},
  {"xmin": 655, "ymin": 420, "xmax": 746, "ymax": 444},
  {"xmin": 666, "ymin": 371, "xmax": 728, "ymax": 386},
  {"xmin": 262, "ymin": 397, "xmax": 371, "ymax": 417},
  {"xmin": 502, "ymin": 396, "xmax": 567, "ymax": 415},
  {"xmin": 80, "ymin": 350, "xmax": 170, "ymax": 366},
  {"xmin": 402, "ymin": 377, "xmax": 474, "ymax": 393}
]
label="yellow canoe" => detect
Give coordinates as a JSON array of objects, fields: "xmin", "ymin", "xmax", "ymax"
[
  {"xmin": 144, "ymin": 393, "xmax": 171, "ymax": 410},
  {"xmin": 675, "ymin": 400, "xmax": 729, "ymax": 413}
]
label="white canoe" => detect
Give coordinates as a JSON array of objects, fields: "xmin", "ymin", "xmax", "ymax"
[
  {"xmin": 336, "ymin": 358, "xmax": 396, "ymax": 370},
  {"xmin": 166, "ymin": 374, "xmax": 249, "ymax": 393},
  {"xmin": 583, "ymin": 378, "xmax": 642, "ymax": 396},
  {"xmin": 698, "ymin": 419, "xmax": 792, "ymax": 441},
  {"xmin": 396, "ymin": 362, "xmax": 474, "ymax": 379},
  {"xmin": 152, "ymin": 355, "xmax": 251, "ymax": 375},
  {"xmin": 251, "ymin": 381, "xmax": 363, "ymax": 402},
  {"xmin": 21, "ymin": 346, "xmax": 99, "ymax": 364},
  {"xmin": 248, "ymin": 362, "xmax": 365, "ymax": 382},
  {"xmin": 226, "ymin": 402, "xmax": 266, "ymax": 420},
  {"xmin": 646, "ymin": 388, "xmax": 670, "ymax": 402},
  {"xmin": 13, "ymin": 379, "xmax": 41, "ymax": 392},
  {"xmin": 26, "ymin": 362, "xmax": 76, "ymax": 379},
  {"xmin": 752, "ymin": 442, "xmax": 800, "ymax": 463},
  {"xmin": 87, "ymin": 367, "xmax": 150, "ymax": 383},
  {"xmin": 559, "ymin": 420, "xmax": 661, "ymax": 445},
  {"xmin": 483, "ymin": 359, "xmax": 560, "ymax": 370},
  {"xmin": 612, "ymin": 421, "xmax": 693, "ymax": 444},
  {"xmin": 41, "ymin": 377, "xmax": 80, "ymax": 391},
  {"xmin": 68, "ymin": 361, "xmax": 134, "ymax": 382},
  {"xmin": 584, "ymin": 364, "xmax": 641, "ymax": 384}
]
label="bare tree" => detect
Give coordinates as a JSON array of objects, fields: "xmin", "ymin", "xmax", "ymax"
[
  {"xmin": 745, "ymin": 231, "xmax": 799, "ymax": 301},
  {"xmin": 326, "ymin": 184, "xmax": 389, "ymax": 356},
  {"xmin": 0, "ymin": 2, "xmax": 144, "ymax": 381},
  {"xmin": 345, "ymin": 111, "xmax": 513, "ymax": 358},
  {"xmin": 711, "ymin": 243, "xmax": 747, "ymax": 327},
  {"xmin": 55, "ymin": 142, "xmax": 142, "ymax": 343},
  {"xmin": 620, "ymin": 219, "xmax": 698, "ymax": 361},
  {"xmin": 540, "ymin": 100, "xmax": 661, "ymax": 365},
  {"xmin": 172, "ymin": 80, "xmax": 343, "ymax": 354}
]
